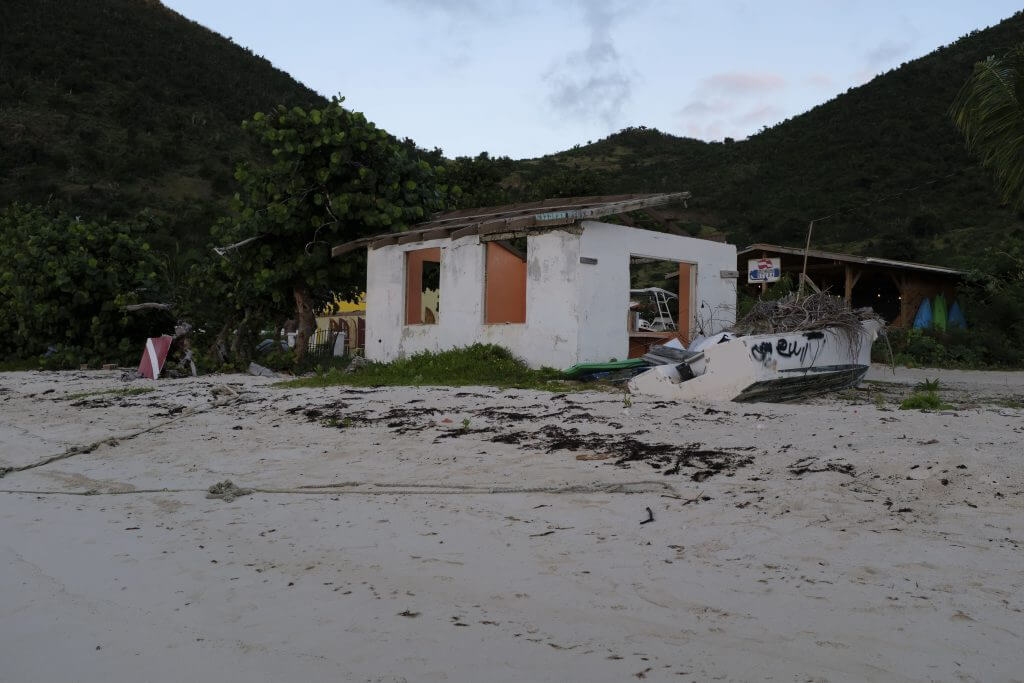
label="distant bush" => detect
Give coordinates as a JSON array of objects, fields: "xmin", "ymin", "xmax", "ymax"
[{"xmin": 0, "ymin": 204, "xmax": 168, "ymax": 367}]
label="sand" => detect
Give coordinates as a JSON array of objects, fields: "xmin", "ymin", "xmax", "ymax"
[{"xmin": 1, "ymin": 366, "xmax": 1022, "ymax": 682}]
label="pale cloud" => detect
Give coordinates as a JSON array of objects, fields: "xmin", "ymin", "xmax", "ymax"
[
  {"xmin": 700, "ymin": 71, "xmax": 786, "ymax": 93},
  {"xmin": 381, "ymin": 0, "xmax": 511, "ymax": 69},
  {"xmin": 734, "ymin": 104, "xmax": 783, "ymax": 126},
  {"xmin": 675, "ymin": 70, "xmax": 787, "ymax": 140},
  {"xmin": 681, "ymin": 121, "xmax": 726, "ymax": 140},
  {"xmin": 544, "ymin": 0, "xmax": 638, "ymax": 127},
  {"xmin": 677, "ymin": 99, "xmax": 732, "ymax": 116},
  {"xmin": 804, "ymin": 73, "xmax": 834, "ymax": 87},
  {"xmin": 856, "ymin": 15, "xmax": 919, "ymax": 81},
  {"xmin": 864, "ymin": 37, "xmax": 913, "ymax": 67}
]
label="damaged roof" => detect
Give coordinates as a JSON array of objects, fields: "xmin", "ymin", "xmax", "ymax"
[
  {"xmin": 331, "ymin": 192, "xmax": 691, "ymax": 257},
  {"xmin": 738, "ymin": 243, "xmax": 964, "ymax": 277}
]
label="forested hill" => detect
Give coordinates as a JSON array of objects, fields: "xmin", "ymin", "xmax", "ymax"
[
  {"xmin": 1, "ymin": 1, "xmax": 1022, "ymax": 269},
  {"xmin": 0, "ymin": 0, "xmax": 326, "ymax": 251},
  {"xmin": 495, "ymin": 11, "xmax": 1024, "ymax": 268}
]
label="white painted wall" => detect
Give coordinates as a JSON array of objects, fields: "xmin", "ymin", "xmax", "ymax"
[
  {"xmin": 577, "ymin": 222, "xmax": 736, "ymax": 363},
  {"xmin": 363, "ymin": 221, "xmax": 736, "ymax": 369},
  {"xmin": 365, "ymin": 230, "xmax": 582, "ymax": 369}
]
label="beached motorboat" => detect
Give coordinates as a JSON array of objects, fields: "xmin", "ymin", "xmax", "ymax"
[{"xmin": 628, "ymin": 319, "xmax": 883, "ymax": 402}]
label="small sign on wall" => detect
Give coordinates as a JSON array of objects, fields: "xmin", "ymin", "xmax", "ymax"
[{"xmin": 748, "ymin": 257, "xmax": 781, "ymax": 283}]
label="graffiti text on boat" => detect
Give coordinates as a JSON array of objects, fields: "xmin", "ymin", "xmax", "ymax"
[{"xmin": 750, "ymin": 335, "xmax": 825, "ymax": 366}]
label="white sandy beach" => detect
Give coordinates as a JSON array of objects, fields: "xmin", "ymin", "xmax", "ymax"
[{"xmin": 1, "ymin": 366, "xmax": 1022, "ymax": 682}]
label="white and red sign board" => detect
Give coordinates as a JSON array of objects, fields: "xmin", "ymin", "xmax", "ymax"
[
  {"xmin": 137, "ymin": 335, "xmax": 174, "ymax": 379},
  {"xmin": 748, "ymin": 257, "xmax": 782, "ymax": 283}
]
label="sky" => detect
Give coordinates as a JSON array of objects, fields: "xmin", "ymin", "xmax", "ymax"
[{"xmin": 162, "ymin": 0, "xmax": 1021, "ymax": 160}]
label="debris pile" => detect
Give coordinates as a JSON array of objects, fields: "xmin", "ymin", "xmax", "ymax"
[
  {"xmin": 345, "ymin": 356, "xmax": 372, "ymax": 374},
  {"xmin": 730, "ymin": 292, "xmax": 883, "ymax": 337},
  {"xmin": 206, "ymin": 480, "xmax": 252, "ymax": 502}
]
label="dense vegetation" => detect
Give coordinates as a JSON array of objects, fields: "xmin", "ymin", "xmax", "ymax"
[
  {"xmin": 0, "ymin": 204, "xmax": 169, "ymax": 367},
  {"xmin": 0, "ymin": 0, "xmax": 325, "ymax": 255},
  {"xmin": 218, "ymin": 98, "xmax": 451, "ymax": 358},
  {"xmin": 278, "ymin": 344, "xmax": 565, "ymax": 391},
  {"xmin": 1, "ymin": 1, "xmax": 1022, "ymax": 368}
]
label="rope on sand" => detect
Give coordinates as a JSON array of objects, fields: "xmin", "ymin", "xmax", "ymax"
[{"xmin": 0, "ymin": 480, "xmax": 678, "ymax": 498}]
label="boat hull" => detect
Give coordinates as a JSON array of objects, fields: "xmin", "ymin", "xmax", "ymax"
[{"xmin": 628, "ymin": 321, "xmax": 881, "ymax": 403}]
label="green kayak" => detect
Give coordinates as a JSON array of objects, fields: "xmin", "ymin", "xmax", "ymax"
[{"xmin": 563, "ymin": 358, "xmax": 648, "ymax": 379}]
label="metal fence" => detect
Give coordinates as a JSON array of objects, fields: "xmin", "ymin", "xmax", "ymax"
[{"xmin": 307, "ymin": 328, "xmax": 342, "ymax": 361}]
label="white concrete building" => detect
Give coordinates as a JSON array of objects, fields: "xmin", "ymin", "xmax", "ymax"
[{"xmin": 331, "ymin": 194, "xmax": 738, "ymax": 369}]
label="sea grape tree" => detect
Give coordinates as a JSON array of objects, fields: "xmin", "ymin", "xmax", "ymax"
[{"xmin": 217, "ymin": 97, "xmax": 449, "ymax": 358}]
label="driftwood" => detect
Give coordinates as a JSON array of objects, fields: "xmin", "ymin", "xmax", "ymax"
[
  {"xmin": 213, "ymin": 235, "xmax": 262, "ymax": 257},
  {"xmin": 730, "ymin": 292, "xmax": 882, "ymax": 337},
  {"xmin": 123, "ymin": 302, "xmax": 172, "ymax": 312}
]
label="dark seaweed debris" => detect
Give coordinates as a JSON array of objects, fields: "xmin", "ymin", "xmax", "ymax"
[
  {"xmin": 490, "ymin": 424, "xmax": 756, "ymax": 481},
  {"xmin": 788, "ymin": 457, "xmax": 856, "ymax": 477}
]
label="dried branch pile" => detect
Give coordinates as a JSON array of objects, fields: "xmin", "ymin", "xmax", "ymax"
[{"xmin": 730, "ymin": 292, "xmax": 884, "ymax": 337}]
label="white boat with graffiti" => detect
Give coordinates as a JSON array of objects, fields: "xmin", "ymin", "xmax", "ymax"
[{"xmin": 629, "ymin": 319, "xmax": 884, "ymax": 403}]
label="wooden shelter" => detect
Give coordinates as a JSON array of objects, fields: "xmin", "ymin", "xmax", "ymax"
[{"xmin": 738, "ymin": 244, "xmax": 964, "ymax": 327}]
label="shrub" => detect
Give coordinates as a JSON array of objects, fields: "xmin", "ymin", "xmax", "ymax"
[
  {"xmin": 278, "ymin": 344, "xmax": 565, "ymax": 390},
  {"xmin": 0, "ymin": 204, "xmax": 167, "ymax": 366},
  {"xmin": 900, "ymin": 391, "xmax": 950, "ymax": 411}
]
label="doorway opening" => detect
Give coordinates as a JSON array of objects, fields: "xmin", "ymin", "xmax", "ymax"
[
  {"xmin": 851, "ymin": 271, "xmax": 900, "ymax": 323},
  {"xmin": 628, "ymin": 256, "xmax": 696, "ymax": 357}
]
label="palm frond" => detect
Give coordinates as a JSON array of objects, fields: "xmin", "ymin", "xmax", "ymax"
[{"xmin": 950, "ymin": 45, "xmax": 1024, "ymax": 210}]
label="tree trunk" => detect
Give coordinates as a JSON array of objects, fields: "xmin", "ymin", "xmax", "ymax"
[
  {"xmin": 211, "ymin": 321, "xmax": 232, "ymax": 365},
  {"xmin": 230, "ymin": 309, "xmax": 252, "ymax": 361},
  {"xmin": 293, "ymin": 284, "xmax": 315, "ymax": 362}
]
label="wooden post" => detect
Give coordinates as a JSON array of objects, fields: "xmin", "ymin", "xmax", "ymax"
[
  {"xmin": 844, "ymin": 265, "xmax": 862, "ymax": 305},
  {"xmin": 798, "ymin": 220, "xmax": 815, "ymax": 297},
  {"xmin": 677, "ymin": 262, "xmax": 691, "ymax": 342},
  {"xmin": 759, "ymin": 251, "xmax": 767, "ymax": 294},
  {"xmin": 896, "ymin": 275, "xmax": 915, "ymax": 328}
]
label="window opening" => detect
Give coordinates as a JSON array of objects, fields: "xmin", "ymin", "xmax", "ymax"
[
  {"xmin": 405, "ymin": 247, "xmax": 441, "ymax": 325},
  {"xmin": 484, "ymin": 239, "xmax": 527, "ymax": 324}
]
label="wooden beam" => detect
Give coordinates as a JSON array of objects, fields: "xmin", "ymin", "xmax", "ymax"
[
  {"xmin": 799, "ymin": 272, "xmax": 821, "ymax": 293},
  {"xmin": 421, "ymin": 228, "xmax": 451, "ymax": 241},
  {"xmin": 331, "ymin": 241, "xmax": 366, "ymax": 257},
  {"xmin": 369, "ymin": 236, "xmax": 397, "ymax": 249},
  {"xmin": 450, "ymin": 226, "xmax": 479, "ymax": 240},
  {"xmin": 844, "ymin": 265, "xmax": 862, "ymax": 304}
]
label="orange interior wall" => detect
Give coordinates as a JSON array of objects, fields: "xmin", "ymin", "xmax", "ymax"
[
  {"xmin": 405, "ymin": 247, "xmax": 441, "ymax": 324},
  {"xmin": 485, "ymin": 242, "xmax": 527, "ymax": 324},
  {"xmin": 677, "ymin": 262, "xmax": 691, "ymax": 342}
]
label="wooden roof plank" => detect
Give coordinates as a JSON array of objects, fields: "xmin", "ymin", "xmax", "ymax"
[
  {"xmin": 331, "ymin": 192, "xmax": 691, "ymax": 256},
  {"xmin": 738, "ymin": 243, "xmax": 963, "ymax": 276}
]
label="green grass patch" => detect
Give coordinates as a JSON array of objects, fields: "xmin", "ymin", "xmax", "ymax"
[
  {"xmin": 0, "ymin": 358, "xmax": 40, "ymax": 372},
  {"xmin": 66, "ymin": 386, "xmax": 155, "ymax": 400},
  {"xmin": 899, "ymin": 390, "xmax": 953, "ymax": 411},
  {"xmin": 992, "ymin": 398, "xmax": 1024, "ymax": 409},
  {"xmin": 276, "ymin": 344, "xmax": 571, "ymax": 391}
]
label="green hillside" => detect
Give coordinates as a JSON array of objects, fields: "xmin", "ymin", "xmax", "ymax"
[
  {"xmin": 0, "ymin": 0, "xmax": 326, "ymax": 252},
  {"xmin": 495, "ymin": 11, "xmax": 1024, "ymax": 268},
  {"xmin": 2, "ymin": 1, "xmax": 1022, "ymax": 270}
]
